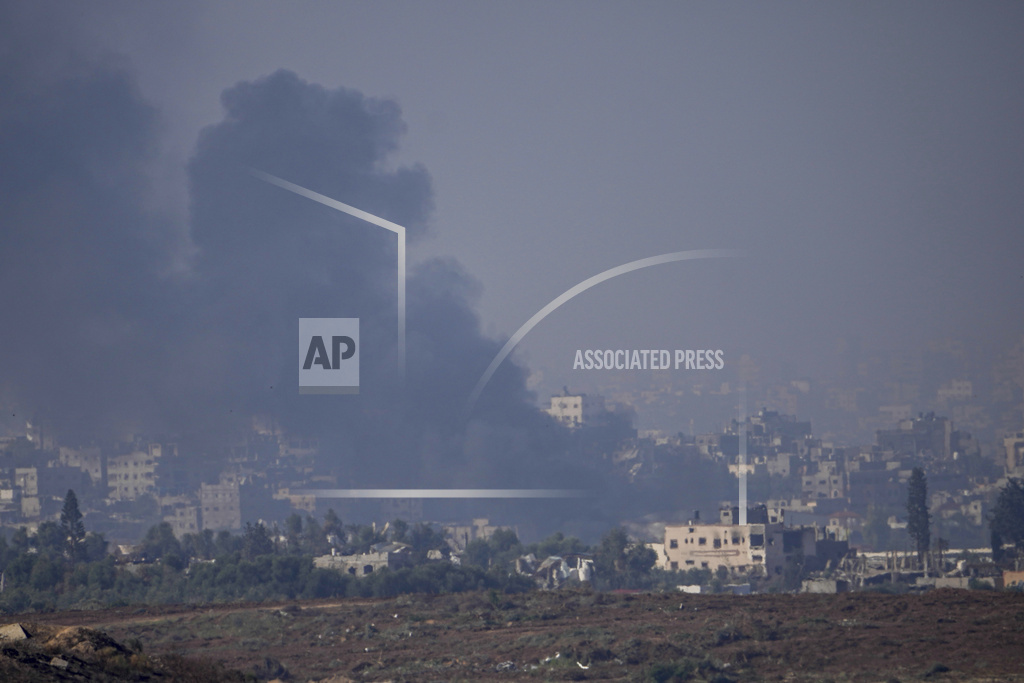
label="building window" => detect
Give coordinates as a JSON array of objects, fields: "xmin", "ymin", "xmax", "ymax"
[
  {"xmin": 670, "ymin": 561, "xmax": 678, "ymax": 570},
  {"xmin": 699, "ymin": 537, "xmax": 707, "ymax": 546},
  {"xmin": 713, "ymin": 538, "xmax": 722, "ymax": 549},
  {"xmin": 669, "ymin": 539, "xmax": 678, "ymax": 549}
]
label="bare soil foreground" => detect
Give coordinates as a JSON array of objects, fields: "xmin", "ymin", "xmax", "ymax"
[{"xmin": 17, "ymin": 588, "xmax": 1024, "ymax": 682}]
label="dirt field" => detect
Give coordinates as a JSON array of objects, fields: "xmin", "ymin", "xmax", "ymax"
[{"xmin": 23, "ymin": 588, "xmax": 1024, "ymax": 681}]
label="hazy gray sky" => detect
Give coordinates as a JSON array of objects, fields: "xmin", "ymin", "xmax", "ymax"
[{"xmin": 5, "ymin": 1, "xmax": 1024, "ymax": 404}]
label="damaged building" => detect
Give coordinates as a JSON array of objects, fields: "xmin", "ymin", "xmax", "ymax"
[
  {"xmin": 515, "ymin": 553, "xmax": 595, "ymax": 589},
  {"xmin": 313, "ymin": 542, "xmax": 413, "ymax": 577},
  {"xmin": 658, "ymin": 505, "xmax": 850, "ymax": 577}
]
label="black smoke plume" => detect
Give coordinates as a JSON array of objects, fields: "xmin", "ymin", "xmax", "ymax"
[{"xmin": 0, "ymin": 42, "xmax": 615, "ymax": 529}]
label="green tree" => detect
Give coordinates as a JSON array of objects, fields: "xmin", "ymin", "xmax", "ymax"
[
  {"xmin": 390, "ymin": 519, "xmax": 409, "ymax": 543},
  {"xmin": 406, "ymin": 523, "xmax": 446, "ymax": 563},
  {"xmin": 215, "ymin": 529, "xmax": 240, "ymax": 556},
  {"xmin": 532, "ymin": 531, "xmax": 587, "ymax": 558},
  {"xmin": 323, "ymin": 509, "xmax": 343, "ymax": 537},
  {"xmin": 907, "ymin": 467, "xmax": 931, "ymax": 563},
  {"xmin": 284, "ymin": 513, "xmax": 303, "ymax": 553},
  {"xmin": 243, "ymin": 522, "xmax": 275, "ymax": 559},
  {"xmin": 463, "ymin": 538, "xmax": 492, "ymax": 568},
  {"xmin": 59, "ymin": 489, "xmax": 86, "ymax": 561},
  {"xmin": 80, "ymin": 532, "xmax": 109, "ymax": 563},
  {"xmin": 182, "ymin": 529, "xmax": 216, "ymax": 560},
  {"xmin": 30, "ymin": 554, "xmax": 62, "ymax": 591},
  {"xmin": 624, "ymin": 543, "xmax": 657, "ymax": 575},
  {"xmin": 488, "ymin": 528, "xmax": 520, "ymax": 554},
  {"xmin": 11, "ymin": 527, "xmax": 30, "ymax": 554},
  {"xmin": 347, "ymin": 524, "xmax": 385, "ymax": 554},
  {"xmin": 592, "ymin": 528, "xmax": 657, "ymax": 589},
  {"xmin": 139, "ymin": 522, "xmax": 184, "ymax": 569},
  {"xmin": 302, "ymin": 515, "xmax": 326, "ymax": 555},
  {"xmin": 990, "ymin": 477, "xmax": 1024, "ymax": 554},
  {"xmin": 595, "ymin": 527, "xmax": 629, "ymax": 575},
  {"xmin": 35, "ymin": 521, "xmax": 66, "ymax": 556}
]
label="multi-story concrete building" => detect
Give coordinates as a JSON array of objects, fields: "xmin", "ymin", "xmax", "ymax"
[
  {"xmin": 766, "ymin": 452, "xmax": 793, "ymax": 477},
  {"xmin": 0, "ymin": 487, "xmax": 20, "ymax": 524},
  {"xmin": 14, "ymin": 467, "xmax": 39, "ymax": 519},
  {"xmin": 200, "ymin": 479, "xmax": 242, "ymax": 531},
  {"xmin": 660, "ymin": 510, "xmax": 816, "ymax": 577},
  {"xmin": 273, "ymin": 488, "xmax": 318, "ymax": 515},
  {"xmin": 59, "ymin": 446, "xmax": 105, "ymax": 485},
  {"xmin": 876, "ymin": 413, "xmax": 952, "ymax": 460},
  {"xmin": 1004, "ymin": 431, "xmax": 1024, "ymax": 474},
  {"xmin": 545, "ymin": 390, "xmax": 606, "ymax": 428},
  {"xmin": 14, "ymin": 467, "xmax": 38, "ymax": 496},
  {"xmin": 937, "ymin": 380, "xmax": 973, "ymax": 402},
  {"xmin": 802, "ymin": 460, "xmax": 846, "ymax": 500},
  {"xmin": 163, "ymin": 504, "xmax": 201, "ymax": 539},
  {"xmin": 848, "ymin": 465, "xmax": 906, "ymax": 510},
  {"xmin": 107, "ymin": 444, "xmax": 161, "ymax": 500}
]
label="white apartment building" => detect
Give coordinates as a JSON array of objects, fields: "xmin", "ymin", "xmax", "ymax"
[{"xmin": 545, "ymin": 391, "xmax": 606, "ymax": 428}]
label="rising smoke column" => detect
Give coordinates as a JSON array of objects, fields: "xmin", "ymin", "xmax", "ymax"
[
  {"xmin": 182, "ymin": 71, "xmax": 609, "ymax": 526},
  {"xmin": 0, "ymin": 5, "xmax": 619, "ymax": 526},
  {"xmin": 0, "ymin": 49, "xmax": 596, "ymax": 513},
  {"xmin": 0, "ymin": 5, "xmax": 181, "ymax": 440}
]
